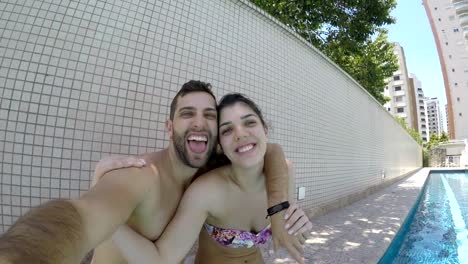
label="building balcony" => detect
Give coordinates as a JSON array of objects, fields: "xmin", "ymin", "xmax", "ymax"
[
  {"xmin": 395, "ymin": 102, "xmax": 406, "ymax": 107},
  {"xmin": 394, "ymin": 90, "xmax": 405, "ymax": 96},
  {"xmin": 454, "ymin": 1, "xmax": 468, "ymax": 16},
  {"xmin": 461, "ymin": 14, "xmax": 468, "ymax": 27},
  {"xmin": 396, "ymin": 113, "xmax": 407, "ymax": 118}
]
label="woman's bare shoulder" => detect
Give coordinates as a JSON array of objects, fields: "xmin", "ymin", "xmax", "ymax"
[{"xmin": 190, "ymin": 165, "xmax": 231, "ymax": 190}]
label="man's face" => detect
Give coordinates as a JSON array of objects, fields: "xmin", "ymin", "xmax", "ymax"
[{"xmin": 168, "ymin": 92, "xmax": 218, "ymax": 168}]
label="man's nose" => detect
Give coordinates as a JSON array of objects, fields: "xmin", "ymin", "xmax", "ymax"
[{"xmin": 192, "ymin": 114, "xmax": 205, "ymax": 129}]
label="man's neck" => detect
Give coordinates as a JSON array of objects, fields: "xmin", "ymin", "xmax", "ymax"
[{"xmin": 164, "ymin": 146, "xmax": 199, "ymax": 189}]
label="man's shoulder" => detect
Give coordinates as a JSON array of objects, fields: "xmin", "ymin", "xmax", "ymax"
[{"xmin": 102, "ymin": 163, "xmax": 161, "ymax": 188}]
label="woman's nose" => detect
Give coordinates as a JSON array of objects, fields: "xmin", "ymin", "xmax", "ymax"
[{"xmin": 234, "ymin": 126, "xmax": 247, "ymax": 141}]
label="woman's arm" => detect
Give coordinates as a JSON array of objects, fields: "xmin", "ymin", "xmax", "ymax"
[
  {"xmin": 112, "ymin": 225, "xmax": 159, "ymax": 263},
  {"xmin": 264, "ymin": 144, "xmax": 305, "ymax": 263},
  {"xmin": 264, "ymin": 143, "xmax": 289, "ymax": 205},
  {"xmin": 112, "ymin": 177, "xmax": 217, "ymax": 264}
]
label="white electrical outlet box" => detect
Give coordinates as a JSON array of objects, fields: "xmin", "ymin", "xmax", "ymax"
[{"xmin": 297, "ymin": 187, "xmax": 306, "ymax": 200}]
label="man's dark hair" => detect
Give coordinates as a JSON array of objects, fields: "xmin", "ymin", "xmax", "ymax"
[{"xmin": 169, "ymin": 80, "xmax": 216, "ymax": 120}]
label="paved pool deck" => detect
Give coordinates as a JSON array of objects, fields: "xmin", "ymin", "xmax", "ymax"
[{"xmin": 261, "ymin": 168, "xmax": 431, "ymax": 264}]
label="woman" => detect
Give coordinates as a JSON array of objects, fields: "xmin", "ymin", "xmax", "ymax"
[{"xmin": 107, "ymin": 93, "xmax": 311, "ymax": 263}]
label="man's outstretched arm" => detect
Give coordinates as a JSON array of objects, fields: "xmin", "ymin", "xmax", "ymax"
[
  {"xmin": 0, "ymin": 200, "xmax": 84, "ymax": 263},
  {"xmin": 0, "ymin": 167, "xmax": 154, "ymax": 264}
]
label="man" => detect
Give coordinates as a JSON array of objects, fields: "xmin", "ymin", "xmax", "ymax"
[{"xmin": 0, "ymin": 81, "xmax": 307, "ymax": 264}]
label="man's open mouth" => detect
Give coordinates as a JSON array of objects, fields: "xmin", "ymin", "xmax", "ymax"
[{"xmin": 187, "ymin": 134, "xmax": 208, "ymax": 153}]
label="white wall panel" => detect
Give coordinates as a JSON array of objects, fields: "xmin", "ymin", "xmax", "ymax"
[{"xmin": 0, "ymin": 0, "xmax": 422, "ymax": 232}]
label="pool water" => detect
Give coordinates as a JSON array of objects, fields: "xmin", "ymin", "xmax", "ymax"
[{"xmin": 379, "ymin": 171, "xmax": 468, "ymax": 264}]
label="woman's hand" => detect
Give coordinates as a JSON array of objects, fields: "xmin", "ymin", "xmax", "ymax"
[
  {"xmin": 91, "ymin": 155, "xmax": 146, "ymax": 187},
  {"xmin": 284, "ymin": 203, "xmax": 312, "ymax": 244}
]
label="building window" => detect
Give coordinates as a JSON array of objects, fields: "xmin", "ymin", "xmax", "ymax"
[
  {"xmin": 446, "ymin": 42, "xmax": 449, "ymax": 45},
  {"xmin": 449, "ymin": 15, "xmax": 455, "ymax": 21},
  {"xmin": 434, "ymin": 7, "xmax": 437, "ymax": 10},
  {"xmin": 395, "ymin": 96, "xmax": 403, "ymax": 102},
  {"xmin": 393, "ymin": 75, "xmax": 400, "ymax": 81},
  {"xmin": 449, "ymin": 55, "xmax": 452, "ymax": 59},
  {"xmin": 394, "ymin": 86, "xmax": 402, "ymax": 91},
  {"xmin": 438, "ymin": 18, "xmax": 441, "ymax": 21},
  {"xmin": 457, "ymin": 97, "xmax": 460, "ymax": 102},
  {"xmin": 397, "ymin": 107, "xmax": 404, "ymax": 113},
  {"xmin": 455, "ymin": 82, "xmax": 458, "ymax": 86},
  {"xmin": 459, "ymin": 113, "xmax": 463, "ymax": 117},
  {"xmin": 454, "ymin": 28, "xmax": 459, "ymax": 32},
  {"xmin": 387, "ymin": 108, "xmax": 391, "ymax": 111},
  {"xmin": 452, "ymin": 68, "xmax": 455, "ymax": 72}
]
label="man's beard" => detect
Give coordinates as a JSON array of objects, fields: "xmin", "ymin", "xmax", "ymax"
[{"xmin": 172, "ymin": 129, "xmax": 214, "ymax": 168}]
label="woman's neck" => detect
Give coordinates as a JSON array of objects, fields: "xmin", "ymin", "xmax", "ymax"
[{"xmin": 228, "ymin": 160, "xmax": 265, "ymax": 191}]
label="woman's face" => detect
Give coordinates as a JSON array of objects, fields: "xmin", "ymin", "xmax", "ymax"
[{"xmin": 218, "ymin": 102, "xmax": 267, "ymax": 168}]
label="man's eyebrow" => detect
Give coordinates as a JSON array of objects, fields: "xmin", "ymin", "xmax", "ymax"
[
  {"xmin": 178, "ymin": 106, "xmax": 217, "ymax": 113},
  {"xmin": 204, "ymin": 108, "xmax": 217, "ymax": 112},
  {"xmin": 178, "ymin": 106, "xmax": 195, "ymax": 112}
]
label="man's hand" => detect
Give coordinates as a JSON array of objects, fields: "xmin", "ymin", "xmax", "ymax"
[
  {"xmin": 284, "ymin": 203, "xmax": 312, "ymax": 245},
  {"xmin": 271, "ymin": 210, "xmax": 305, "ymax": 264},
  {"xmin": 92, "ymin": 155, "xmax": 146, "ymax": 186}
]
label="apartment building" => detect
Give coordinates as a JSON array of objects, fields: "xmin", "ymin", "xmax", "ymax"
[
  {"xmin": 384, "ymin": 43, "xmax": 417, "ymax": 130},
  {"xmin": 410, "ymin": 74, "xmax": 429, "ymax": 144},
  {"xmin": 424, "ymin": 0, "xmax": 468, "ymax": 140},
  {"xmin": 426, "ymin": 97, "xmax": 444, "ymax": 137}
]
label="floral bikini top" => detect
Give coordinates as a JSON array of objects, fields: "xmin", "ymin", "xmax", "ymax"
[{"xmin": 204, "ymin": 223, "xmax": 272, "ymax": 248}]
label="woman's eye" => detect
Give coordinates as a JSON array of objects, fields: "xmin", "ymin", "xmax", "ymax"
[
  {"xmin": 246, "ymin": 120, "xmax": 256, "ymax": 126},
  {"xmin": 221, "ymin": 128, "xmax": 232, "ymax": 135}
]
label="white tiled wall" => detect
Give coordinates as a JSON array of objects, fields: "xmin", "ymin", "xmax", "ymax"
[{"xmin": 0, "ymin": 0, "xmax": 422, "ymax": 232}]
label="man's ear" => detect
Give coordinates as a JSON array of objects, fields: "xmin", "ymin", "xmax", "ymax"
[{"xmin": 166, "ymin": 118, "xmax": 173, "ymax": 140}]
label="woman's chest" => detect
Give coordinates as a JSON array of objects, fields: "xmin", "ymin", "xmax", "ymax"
[{"xmin": 209, "ymin": 189, "xmax": 269, "ymax": 232}]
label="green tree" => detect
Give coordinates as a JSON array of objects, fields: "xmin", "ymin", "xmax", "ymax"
[
  {"xmin": 251, "ymin": 0, "xmax": 398, "ymax": 104},
  {"xmin": 394, "ymin": 117, "xmax": 422, "ymax": 145},
  {"xmin": 426, "ymin": 131, "xmax": 449, "ymax": 150}
]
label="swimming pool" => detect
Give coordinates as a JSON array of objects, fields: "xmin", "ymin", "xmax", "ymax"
[{"xmin": 379, "ymin": 170, "xmax": 468, "ymax": 264}]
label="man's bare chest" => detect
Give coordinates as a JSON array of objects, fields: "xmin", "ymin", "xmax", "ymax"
[{"xmin": 128, "ymin": 184, "xmax": 184, "ymax": 241}]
